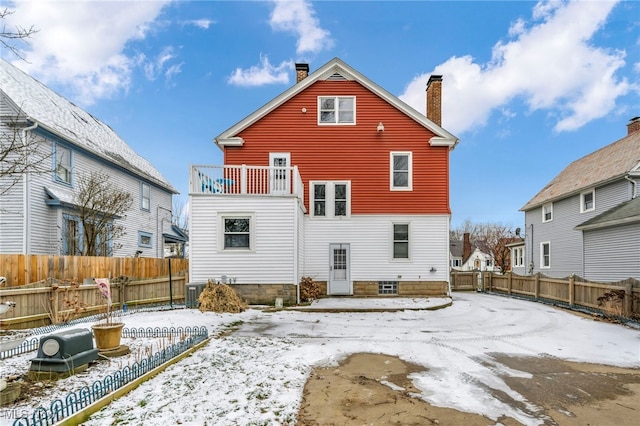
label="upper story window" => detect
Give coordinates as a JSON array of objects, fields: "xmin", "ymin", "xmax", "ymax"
[
  {"xmin": 391, "ymin": 152, "xmax": 412, "ymax": 190},
  {"xmin": 318, "ymin": 96, "xmax": 355, "ymax": 124},
  {"xmin": 54, "ymin": 144, "xmax": 72, "ymax": 184},
  {"xmin": 141, "ymin": 182, "xmax": 150, "ymax": 211},
  {"xmin": 311, "ymin": 181, "xmax": 351, "ymax": 218},
  {"xmin": 581, "ymin": 189, "xmax": 595, "ymax": 213},
  {"xmin": 542, "ymin": 203, "xmax": 553, "ymax": 222}
]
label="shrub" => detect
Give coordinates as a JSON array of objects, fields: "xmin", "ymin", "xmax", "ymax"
[{"xmin": 299, "ymin": 276, "xmax": 320, "ymax": 303}]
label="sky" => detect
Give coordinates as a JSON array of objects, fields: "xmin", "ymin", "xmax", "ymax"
[
  {"xmin": 3, "ymin": 293, "xmax": 639, "ymax": 425},
  {"xmin": 2, "ymin": 0, "xmax": 639, "ymax": 229}
]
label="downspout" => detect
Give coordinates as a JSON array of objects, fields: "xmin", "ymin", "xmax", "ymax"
[
  {"xmin": 22, "ymin": 122, "xmax": 39, "ymax": 254},
  {"xmin": 625, "ymin": 174, "xmax": 637, "ymax": 199}
]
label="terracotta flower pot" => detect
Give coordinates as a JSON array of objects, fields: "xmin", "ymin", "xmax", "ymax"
[{"xmin": 92, "ymin": 322, "xmax": 124, "ymax": 351}]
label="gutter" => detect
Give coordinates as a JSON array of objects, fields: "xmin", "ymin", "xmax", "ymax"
[
  {"xmin": 22, "ymin": 121, "xmax": 39, "ymax": 254},
  {"xmin": 625, "ymin": 174, "xmax": 637, "ymax": 199}
]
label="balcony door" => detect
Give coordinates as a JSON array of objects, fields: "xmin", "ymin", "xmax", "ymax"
[{"xmin": 269, "ymin": 152, "xmax": 290, "ymax": 195}]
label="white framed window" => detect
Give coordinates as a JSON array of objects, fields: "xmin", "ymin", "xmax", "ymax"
[
  {"xmin": 540, "ymin": 242, "xmax": 550, "ymax": 269},
  {"xmin": 581, "ymin": 189, "xmax": 595, "ymax": 213},
  {"xmin": 219, "ymin": 213, "xmax": 255, "ymax": 251},
  {"xmin": 141, "ymin": 182, "xmax": 150, "ymax": 211},
  {"xmin": 392, "ymin": 222, "xmax": 410, "ymax": 260},
  {"xmin": 390, "ymin": 152, "xmax": 412, "ymax": 190},
  {"xmin": 542, "ymin": 203, "xmax": 553, "ymax": 222},
  {"xmin": 318, "ymin": 96, "xmax": 355, "ymax": 125},
  {"xmin": 451, "ymin": 258, "xmax": 462, "ymax": 267},
  {"xmin": 512, "ymin": 247, "xmax": 524, "ymax": 267},
  {"xmin": 54, "ymin": 144, "xmax": 72, "ymax": 184},
  {"xmin": 310, "ymin": 181, "xmax": 351, "ymax": 218},
  {"xmin": 138, "ymin": 231, "xmax": 153, "ymax": 248}
]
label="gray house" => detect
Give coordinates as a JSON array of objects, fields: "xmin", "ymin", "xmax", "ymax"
[
  {"xmin": 0, "ymin": 59, "xmax": 186, "ymax": 257},
  {"xmin": 516, "ymin": 117, "xmax": 640, "ymax": 281}
]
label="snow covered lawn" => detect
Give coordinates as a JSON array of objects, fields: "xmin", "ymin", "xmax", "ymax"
[{"xmin": 2, "ymin": 293, "xmax": 639, "ymax": 426}]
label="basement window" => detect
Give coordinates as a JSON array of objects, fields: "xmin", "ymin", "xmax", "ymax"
[{"xmin": 378, "ymin": 281, "xmax": 398, "ymax": 295}]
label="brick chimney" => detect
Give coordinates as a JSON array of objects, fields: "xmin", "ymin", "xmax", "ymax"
[
  {"xmin": 426, "ymin": 75, "xmax": 442, "ymax": 126},
  {"xmin": 462, "ymin": 232, "xmax": 471, "ymax": 262},
  {"xmin": 295, "ymin": 63, "xmax": 309, "ymax": 83},
  {"xmin": 627, "ymin": 116, "xmax": 640, "ymax": 135}
]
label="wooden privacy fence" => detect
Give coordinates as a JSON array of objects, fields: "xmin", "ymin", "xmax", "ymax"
[
  {"xmin": 0, "ymin": 274, "xmax": 187, "ymax": 330},
  {"xmin": 0, "ymin": 254, "xmax": 189, "ymax": 287},
  {"xmin": 451, "ymin": 271, "xmax": 640, "ymax": 319}
]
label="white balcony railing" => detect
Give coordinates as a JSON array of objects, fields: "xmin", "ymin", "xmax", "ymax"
[{"xmin": 190, "ymin": 164, "xmax": 304, "ymax": 201}]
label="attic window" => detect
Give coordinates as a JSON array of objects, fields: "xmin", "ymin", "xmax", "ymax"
[{"xmin": 318, "ymin": 96, "xmax": 355, "ymax": 125}]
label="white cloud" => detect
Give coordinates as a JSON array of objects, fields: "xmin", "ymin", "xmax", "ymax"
[
  {"xmin": 269, "ymin": 0, "xmax": 333, "ymax": 55},
  {"xmin": 182, "ymin": 18, "xmax": 214, "ymax": 29},
  {"xmin": 5, "ymin": 0, "xmax": 171, "ymax": 105},
  {"xmin": 143, "ymin": 46, "xmax": 178, "ymax": 81},
  {"xmin": 399, "ymin": 0, "xmax": 632, "ymax": 135},
  {"xmin": 227, "ymin": 55, "xmax": 293, "ymax": 87}
]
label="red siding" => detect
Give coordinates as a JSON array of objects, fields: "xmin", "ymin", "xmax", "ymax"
[{"xmin": 224, "ymin": 80, "xmax": 450, "ymax": 215}]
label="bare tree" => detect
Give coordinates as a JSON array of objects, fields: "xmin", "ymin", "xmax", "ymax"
[
  {"xmin": 451, "ymin": 220, "xmax": 519, "ymax": 273},
  {"xmin": 0, "ymin": 117, "xmax": 51, "ymax": 197},
  {"xmin": 73, "ymin": 171, "xmax": 133, "ymax": 256},
  {"xmin": 172, "ymin": 196, "xmax": 189, "ymax": 231},
  {"xmin": 1, "ymin": 7, "xmax": 38, "ymax": 61}
]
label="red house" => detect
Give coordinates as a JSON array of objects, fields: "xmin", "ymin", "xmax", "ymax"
[{"xmin": 188, "ymin": 58, "xmax": 458, "ymax": 304}]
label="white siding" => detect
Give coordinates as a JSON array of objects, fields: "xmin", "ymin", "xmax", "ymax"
[
  {"xmin": 189, "ymin": 195, "xmax": 302, "ymax": 284},
  {"xmin": 303, "ymin": 214, "xmax": 450, "ymax": 283},
  {"xmin": 583, "ymin": 224, "xmax": 640, "ymax": 282}
]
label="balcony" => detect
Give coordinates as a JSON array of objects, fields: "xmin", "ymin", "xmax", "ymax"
[{"xmin": 190, "ymin": 164, "xmax": 304, "ymax": 200}]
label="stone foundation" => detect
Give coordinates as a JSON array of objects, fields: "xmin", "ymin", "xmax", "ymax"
[{"xmin": 228, "ymin": 284, "xmax": 297, "ymax": 306}]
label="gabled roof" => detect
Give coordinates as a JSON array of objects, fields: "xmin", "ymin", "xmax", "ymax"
[
  {"xmin": 521, "ymin": 129, "xmax": 640, "ymax": 211},
  {"xmin": 215, "ymin": 57, "xmax": 458, "ymax": 150},
  {"xmin": 575, "ymin": 197, "xmax": 640, "ymax": 231},
  {"xmin": 0, "ymin": 59, "xmax": 177, "ymax": 194}
]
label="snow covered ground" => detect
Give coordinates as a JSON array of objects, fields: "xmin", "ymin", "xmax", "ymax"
[{"xmin": 2, "ymin": 293, "xmax": 639, "ymax": 426}]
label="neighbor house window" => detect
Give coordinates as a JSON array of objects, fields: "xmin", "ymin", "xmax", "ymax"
[
  {"xmin": 392, "ymin": 223, "xmax": 409, "ymax": 259},
  {"xmin": 141, "ymin": 182, "xmax": 150, "ymax": 211},
  {"xmin": 540, "ymin": 242, "xmax": 550, "ymax": 268},
  {"xmin": 512, "ymin": 247, "xmax": 524, "ymax": 267},
  {"xmin": 55, "ymin": 144, "xmax": 72, "ymax": 184},
  {"xmin": 63, "ymin": 215, "xmax": 81, "ymax": 255},
  {"xmin": 138, "ymin": 231, "xmax": 153, "ymax": 248},
  {"xmin": 542, "ymin": 203, "xmax": 553, "ymax": 222},
  {"xmin": 318, "ymin": 96, "xmax": 355, "ymax": 124},
  {"xmin": 310, "ymin": 181, "xmax": 351, "ymax": 218},
  {"xmin": 220, "ymin": 214, "xmax": 254, "ymax": 250},
  {"xmin": 451, "ymin": 258, "xmax": 462, "ymax": 267},
  {"xmin": 391, "ymin": 152, "xmax": 412, "ymax": 190},
  {"xmin": 581, "ymin": 189, "xmax": 595, "ymax": 213}
]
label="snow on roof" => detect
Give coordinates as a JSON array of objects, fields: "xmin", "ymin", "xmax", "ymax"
[{"xmin": 0, "ymin": 59, "xmax": 177, "ymax": 194}]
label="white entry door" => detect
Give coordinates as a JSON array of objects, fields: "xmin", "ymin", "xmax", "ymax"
[
  {"xmin": 328, "ymin": 243, "xmax": 351, "ymax": 295},
  {"xmin": 269, "ymin": 152, "xmax": 290, "ymax": 195}
]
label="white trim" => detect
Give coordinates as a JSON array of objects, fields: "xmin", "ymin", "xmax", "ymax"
[
  {"xmin": 309, "ymin": 181, "xmax": 351, "ymax": 218},
  {"xmin": 217, "ymin": 212, "xmax": 256, "ymax": 253},
  {"xmin": 391, "ymin": 221, "xmax": 411, "ymax": 262},
  {"xmin": 390, "ymin": 151, "xmax": 413, "ymax": 191},
  {"xmin": 540, "ymin": 241, "xmax": 551, "ymax": 269},
  {"xmin": 317, "ymin": 96, "xmax": 356, "ymax": 125},
  {"xmin": 580, "ymin": 188, "xmax": 595, "ymax": 213},
  {"xmin": 542, "ymin": 202, "xmax": 553, "ymax": 223},
  {"xmin": 214, "ymin": 58, "xmax": 458, "ymax": 150}
]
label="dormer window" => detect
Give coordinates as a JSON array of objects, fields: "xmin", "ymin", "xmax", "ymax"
[{"xmin": 318, "ymin": 96, "xmax": 355, "ymax": 124}]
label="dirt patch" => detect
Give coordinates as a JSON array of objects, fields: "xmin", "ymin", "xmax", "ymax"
[{"xmin": 296, "ymin": 353, "xmax": 640, "ymax": 426}]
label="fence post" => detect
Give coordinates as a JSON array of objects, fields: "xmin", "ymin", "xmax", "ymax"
[
  {"xmin": 624, "ymin": 283, "xmax": 633, "ymax": 317},
  {"xmin": 507, "ymin": 272, "xmax": 512, "ymax": 295},
  {"xmin": 50, "ymin": 287, "xmax": 59, "ymax": 323},
  {"xmin": 450, "ymin": 271, "xmax": 455, "ymax": 291},
  {"xmin": 569, "ymin": 274, "xmax": 575, "ymax": 306},
  {"xmin": 534, "ymin": 274, "xmax": 540, "ymax": 299}
]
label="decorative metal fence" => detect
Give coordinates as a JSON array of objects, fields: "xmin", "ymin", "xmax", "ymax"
[{"xmin": 12, "ymin": 326, "xmax": 209, "ymax": 426}]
